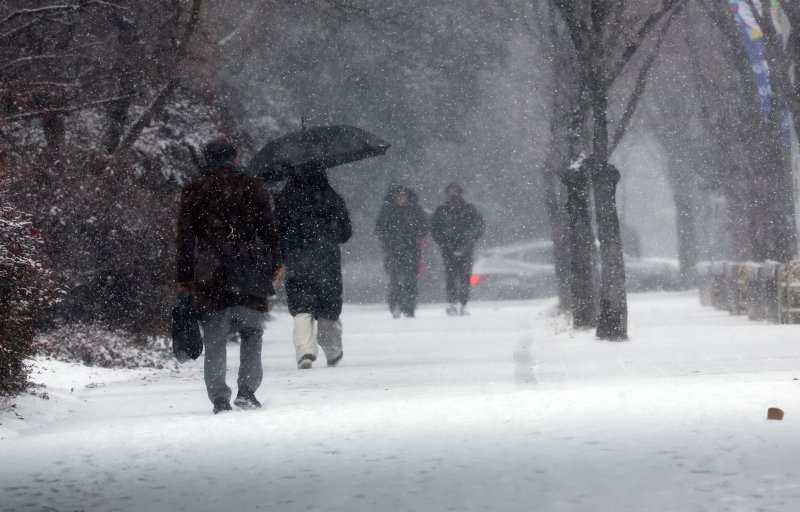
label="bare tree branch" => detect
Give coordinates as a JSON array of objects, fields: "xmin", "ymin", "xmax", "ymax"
[
  {"xmin": 109, "ymin": 0, "xmax": 202, "ymax": 166},
  {"xmin": 0, "ymin": 5, "xmax": 78, "ymax": 27},
  {"xmin": 86, "ymin": 0, "xmax": 128, "ymax": 8},
  {"xmin": 2, "ymin": 95, "xmax": 137, "ymax": 121},
  {"xmin": 0, "ymin": 19, "xmax": 39, "ymax": 40},
  {"xmin": 0, "ymin": 53, "xmax": 87, "ymax": 72},
  {"xmin": 551, "ymin": 0, "xmax": 586, "ymax": 55},
  {"xmin": 610, "ymin": 1, "xmax": 684, "ymax": 153},
  {"xmin": 608, "ymin": 0, "xmax": 688, "ymax": 84},
  {"xmin": 696, "ymin": 0, "xmax": 741, "ymax": 49}
]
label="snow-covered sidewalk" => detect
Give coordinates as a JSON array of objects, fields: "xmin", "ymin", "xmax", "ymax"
[{"xmin": 1, "ymin": 292, "xmax": 799, "ymax": 512}]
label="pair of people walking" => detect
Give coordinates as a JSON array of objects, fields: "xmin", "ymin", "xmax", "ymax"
[
  {"xmin": 177, "ymin": 139, "xmax": 351, "ymax": 414},
  {"xmin": 376, "ymin": 182, "xmax": 484, "ymax": 318}
]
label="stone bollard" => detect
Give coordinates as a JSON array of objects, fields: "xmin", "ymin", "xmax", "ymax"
[
  {"xmin": 710, "ymin": 261, "xmax": 727, "ymax": 310},
  {"xmin": 697, "ymin": 262, "xmax": 712, "ymax": 306},
  {"xmin": 780, "ymin": 261, "xmax": 800, "ymax": 324},
  {"xmin": 762, "ymin": 261, "xmax": 783, "ymax": 323},
  {"xmin": 745, "ymin": 262, "xmax": 765, "ymax": 321},
  {"xmin": 725, "ymin": 262, "xmax": 744, "ymax": 315}
]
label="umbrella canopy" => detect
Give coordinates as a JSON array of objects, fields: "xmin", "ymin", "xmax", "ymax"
[{"xmin": 247, "ymin": 125, "xmax": 391, "ymax": 181}]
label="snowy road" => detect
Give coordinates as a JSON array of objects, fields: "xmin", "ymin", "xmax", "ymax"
[{"xmin": 2, "ymin": 292, "xmax": 800, "ymax": 512}]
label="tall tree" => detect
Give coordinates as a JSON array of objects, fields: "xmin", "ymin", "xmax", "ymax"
[
  {"xmin": 547, "ymin": 0, "xmax": 686, "ymax": 340},
  {"xmin": 697, "ymin": 0, "xmax": 798, "ymax": 262}
]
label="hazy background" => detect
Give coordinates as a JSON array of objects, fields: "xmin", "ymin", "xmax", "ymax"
[{"xmin": 200, "ymin": 0, "xmax": 689, "ymax": 267}]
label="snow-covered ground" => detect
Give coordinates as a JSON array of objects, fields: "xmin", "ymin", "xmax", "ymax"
[{"xmin": 1, "ymin": 292, "xmax": 799, "ymax": 512}]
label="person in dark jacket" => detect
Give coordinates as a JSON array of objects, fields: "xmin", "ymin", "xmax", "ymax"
[
  {"xmin": 431, "ymin": 182, "xmax": 485, "ymax": 316},
  {"xmin": 275, "ymin": 170, "xmax": 352, "ymax": 369},
  {"xmin": 375, "ymin": 186, "xmax": 428, "ymax": 318},
  {"xmin": 176, "ymin": 139, "xmax": 283, "ymax": 414}
]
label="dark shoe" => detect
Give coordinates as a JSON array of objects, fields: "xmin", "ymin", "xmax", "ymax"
[
  {"xmin": 298, "ymin": 353, "xmax": 315, "ymax": 369},
  {"xmin": 212, "ymin": 397, "xmax": 232, "ymax": 414},
  {"xmin": 327, "ymin": 351, "xmax": 343, "ymax": 367},
  {"xmin": 233, "ymin": 390, "xmax": 261, "ymax": 410},
  {"xmin": 446, "ymin": 304, "xmax": 458, "ymax": 316}
]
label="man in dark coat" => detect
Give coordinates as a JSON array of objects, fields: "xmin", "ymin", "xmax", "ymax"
[
  {"xmin": 431, "ymin": 182, "xmax": 485, "ymax": 316},
  {"xmin": 176, "ymin": 139, "xmax": 282, "ymax": 414},
  {"xmin": 375, "ymin": 186, "xmax": 428, "ymax": 318},
  {"xmin": 275, "ymin": 171, "xmax": 352, "ymax": 369}
]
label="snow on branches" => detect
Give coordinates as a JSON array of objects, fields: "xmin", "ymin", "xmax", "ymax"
[{"xmin": 0, "ymin": 206, "xmax": 58, "ymax": 396}]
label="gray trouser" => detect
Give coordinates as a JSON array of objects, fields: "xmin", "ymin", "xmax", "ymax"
[
  {"xmin": 292, "ymin": 313, "xmax": 343, "ymax": 364},
  {"xmin": 200, "ymin": 306, "xmax": 266, "ymax": 403}
]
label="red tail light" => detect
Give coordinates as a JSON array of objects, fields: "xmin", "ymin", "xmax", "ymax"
[{"xmin": 469, "ymin": 274, "xmax": 482, "ymax": 285}]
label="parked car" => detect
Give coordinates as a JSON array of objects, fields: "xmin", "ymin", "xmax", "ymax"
[
  {"xmin": 469, "ymin": 240, "xmax": 558, "ymax": 300},
  {"xmin": 470, "ymin": 239, "xmax": 681, "ymax": 301}
]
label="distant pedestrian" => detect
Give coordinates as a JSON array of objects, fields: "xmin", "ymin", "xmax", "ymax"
[
  {"xmin": 176, "ymin": 139, "xmax": 283, "ymax": 414},
  {"xmin": 275, "ymin": 171, "xmax": 352, "ymax": 369},
  {"xmin": 376, "ymin": 186, "xmax": 429, "ymax": 318},
  {"xmin": 431, "ymin": 182, "xmax": 484, "ymax": 316}
]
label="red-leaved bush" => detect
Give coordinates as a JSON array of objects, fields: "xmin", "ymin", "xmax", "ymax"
[{"xmin": 0, "ymin": 205, "xmax": 57, "ymax": 396}]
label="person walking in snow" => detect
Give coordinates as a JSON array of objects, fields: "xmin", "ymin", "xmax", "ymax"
[
  {"xmin": 431, "ymin": 182, "xmax": 485, "ymax": 316},
  {"xmin": 176, "ymin": 139, "xmax": 283, "ymax": 414},
  {"xmin": 375, "ymin": 186, "xmax": 428, "ymax": 318},
  {"xmin": 275, "ymin": 170, "xmax": 352, "ymax": 369}
]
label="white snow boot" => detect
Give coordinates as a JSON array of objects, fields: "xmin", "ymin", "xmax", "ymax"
[{"xmin": 293, "ymin": 313, "xmax": 318, "ymax": 368}]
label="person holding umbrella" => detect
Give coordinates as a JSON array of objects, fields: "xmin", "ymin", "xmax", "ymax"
[
  {"xmin": 247, "ymin": 123, "xmax": 389, "ymax": 367},
  {"xmin": 375, "ymin": 186, "xmax": 429, "ymax": 318},
  {"xmin": 431, "ymin": 182, "xmax": 485, "ymax": 316},
  {"xmin": 275, "ymin": 169, "xmax": 352, "ymax": 369}
]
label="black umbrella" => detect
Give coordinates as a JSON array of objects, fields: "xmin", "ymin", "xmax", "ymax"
[{"xmin": 247, "ymin": 125, "xmax": 391, "ymax": 181}]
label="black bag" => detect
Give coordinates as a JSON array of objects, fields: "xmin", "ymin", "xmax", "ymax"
[{"xmin": 172, "ymin": 294, "xmax": 203, "ymax": 362}]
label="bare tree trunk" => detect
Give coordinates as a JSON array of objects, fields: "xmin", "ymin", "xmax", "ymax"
[
  {"xmin": 673, "ymin": 181, "xmax": 698, "ymax": 287},
  {"xmin": 724, "ymin": 188, "xmax": 755, "ymax": 261},
  {"xmin": 542, "ymin": 24, "xmax": 582, "ymax": 312},
  {"xmin": 102, "ymin": 95, "xmax": 133, "ymax": 154},
  {"xmin": 589, "ymin": 1, "xmax": 627, "ymax": 340},
  {"xmin": 542, "ymin": 170, "xmax": 572, "ymax": 310},
  {"xmin": 749, "ymin": 2, "xmax": 799, "ymax": 260},
  {"xmin": 751, "ymin": 134, "xmax": 797, "ymax": 261},
  {"xmin": 563, "ymin": 87, "xmax": 597, "ymax": 328},
  {"xmin": 40, "ymin": 111, "xmax": 65, "ymax": 167},
  {"xmin": 589, "ymin": 91, "xmax": 628, "ymax": 340},
  {"xmin": 562, "ymin": 167, "xmax": 596, "ymax": 326}
]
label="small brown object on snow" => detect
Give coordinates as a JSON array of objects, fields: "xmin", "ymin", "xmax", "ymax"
[{"xmin": 767, "ymin": 408, "xmax": 784, "ymax": 421}]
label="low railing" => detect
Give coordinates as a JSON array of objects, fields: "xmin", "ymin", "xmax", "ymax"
[{"xmin": 696, "ymin": 260, "xmax": 800, "ymax": 324}]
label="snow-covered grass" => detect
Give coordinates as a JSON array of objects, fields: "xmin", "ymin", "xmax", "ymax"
[
  {"xmin": 36, "ymin": 324, "xmax": 176, "ymax": 370},
  {"xmin": 1, "ymin": 292, "xmax": 799, "ymax": 511}
]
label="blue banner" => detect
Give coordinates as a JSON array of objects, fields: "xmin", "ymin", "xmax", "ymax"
[{"xmin": 728, "ymin": 0, "xmax": 791, "ymax": 145}]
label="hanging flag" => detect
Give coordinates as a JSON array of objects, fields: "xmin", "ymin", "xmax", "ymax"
[
  {"xmin": 729, "ymin": 0, "xmax": 772, "ymax": 114},
  {"xmin": 728, "ymin": 0, "xmax": 791, "ymax": 145}
]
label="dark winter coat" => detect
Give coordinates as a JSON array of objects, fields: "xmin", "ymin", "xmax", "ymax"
[
  {"xmin": 176, "ymin": 164, "xmax": 282, "ymax": 318},
  {"xmin": 430, "ymin": 196, "xmax": 485, "ymax": 256},
  {"xmin": 275, "ymin": 173, "xmax": 352, "ymax": 319},
  {"xmin": 375, "ymin": 188, "xmax": 428, "ymax": 275}
]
